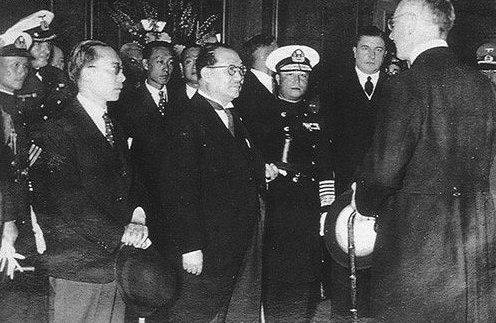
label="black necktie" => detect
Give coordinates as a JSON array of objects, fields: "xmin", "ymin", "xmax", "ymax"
[
  {"xmin": 365, "ymin": 76, "xmax": 374, "ymax": 96},
  {"xmin": 158, "ymin": 90, "xmax": 167, "ymax": 116},
  {"xmin": 102, "ymin": 112, "xmax": 114, "ymax": 146}
]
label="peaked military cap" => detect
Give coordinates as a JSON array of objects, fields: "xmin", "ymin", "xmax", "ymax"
[
  {"xmin": 266, "ymin": 45, "xmax": 320, "ymax": 73},
  {"xmin": 17, "ymin": 10, "xmax": 56, "ymax": 42},
  {"xmin": 0, "ymin": 21, "xmax": 33, "ymax": 57},
  {"xmin": 476, "ymin": 42, "xmax": 496, "ymax": 70}
]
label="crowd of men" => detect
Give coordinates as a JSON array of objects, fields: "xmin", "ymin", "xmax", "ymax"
[{"xmin": 2, "ymin": 0, "xmax": 496, "ymax": 322}]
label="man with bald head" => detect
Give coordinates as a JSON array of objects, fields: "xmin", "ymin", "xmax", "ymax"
[{"xmin": 353, "ymin": 0, "xmax": 496, "ymax": 321}]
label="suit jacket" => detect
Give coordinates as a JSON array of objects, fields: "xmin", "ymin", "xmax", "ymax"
[
  {"xmin": 356, "ymin": 47, "xmax": 496, "ymax": 321},
  {"xmin": 235, "ymin": 70, "xmax": 278, "ymax": 156},
  {"xmin": 324, "ymin": 69, "xmax": 386, "ymax": 194},
  {"xmin": 112, "ymin": 82, "xmax": 172, "ymax": 222},
  {"xmin": 38, "ymin": 97, "xmax": 135, "ymax": 283},
  {"xmin": 168, "ymin": 82, "xmax": 192, "ymax": 107},
  {"xmin": 161, "ymin": 93, "xmax": 264, "ymax": 277}
]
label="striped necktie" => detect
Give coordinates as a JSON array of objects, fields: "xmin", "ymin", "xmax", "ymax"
[
  {"xmin": 102, "ymin": 112, "xmax": 114, "ymax": 146},
  {"xmin": 158, "ymin": 90, "xmax": 167, "ymax": 116}
]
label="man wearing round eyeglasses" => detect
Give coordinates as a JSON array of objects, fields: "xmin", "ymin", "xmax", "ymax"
[
  {"xmin": 352, "ymin": 0, "xmax": 496, "ymax": 321},
  {"xmin": 163, "ymin": 43, "xmax": 278, "ymax": 321},
  {"xmin": 37, "ymin": 40, "xmax": 154, "ymax": 322}
]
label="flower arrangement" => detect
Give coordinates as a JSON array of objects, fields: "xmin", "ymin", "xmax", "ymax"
[{"xmin": 108, "ymin": 0, "xmax": 219, "ymax": 46}]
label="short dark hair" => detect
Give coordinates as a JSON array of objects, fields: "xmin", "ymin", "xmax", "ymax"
[
  {"xmin": 196, "ymin": 43, "xmax": 235, "ymax": 79},
  {"xmin": 180, "ymin": 44, "xmax": 201, "ymax": 64},
  {"xmin": 354, "ymin": 26, "xmax": 385, "ymax": 46},
  {"xmin": 241, "ymin": 34, "xmax": 276, "ymax": 67},
  {"xmin": 142, "ymin": 41, "xmax": 173, "ymax": 60},
  {"xmin": 421, "ymin": 0, "xmax": 455, "ymax": 38},
  {"xmin": 68, "ymin": 39, "xmax": 110, "ymax": 83}
]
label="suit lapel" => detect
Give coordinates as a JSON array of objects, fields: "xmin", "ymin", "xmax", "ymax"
[{"xmin": 65, "ymin": 98, "xmax": 129, "ymax": 213}]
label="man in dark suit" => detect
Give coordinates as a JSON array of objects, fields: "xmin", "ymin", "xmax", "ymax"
[
  {"xmin": 322, "ymin": 26, "xmax": 387, "ymax": 317},
  {"xmin": 113, "ymin": 41, "xmax": 175, "ymax": 251},
  {"xmin": 169, "ymin": 44, "xmax": 200, "ymax": 103},
  {"xmin": 325, "ymin": 26, "xmax": 387, "ymax": 196},
  {"xmin": 235, "ymin": 34, "xmax": 278, "ymax": 151},
  {"xmin": 38, "ymin": 40, "xmax": 149, "ymax": 322},
  {"xmin": 353, "ymin": 0, "xmax": 496, "ymax": 321},
  {"xmin": 163, "ymin": 43, "xmax": 277, "ymax": 322}
]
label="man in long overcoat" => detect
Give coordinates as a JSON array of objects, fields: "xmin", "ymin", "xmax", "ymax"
[{"xmin": 354, "ymin": 0, "xmax": 496, "ymax": 321}]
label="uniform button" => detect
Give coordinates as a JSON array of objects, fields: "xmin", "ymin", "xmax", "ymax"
[
  {"xmin": 312, "ymin": 144, "xmax": 316, "ymax": 148},
  {"xmin": 311, "ymin": 178, "xmax": 316, "ymax": 182},
  {"xmin": 43, "ymin": 115, "xmax": 48, "ymax": 120},
  {"xmin": 116, "ymin": 196, "xmax": 123, "ymax": 202},
  {"xmin": 57, "ymin": 100, "xmax": 61, "ymax": 104},
  {"xmin": 121, "ymin": 170, "xmax": 128, "ymax": 177},
  {"xmin": 40, "ymin": 104, "xmax": 44, "ymax": 108},
  {"xmin": 311, "ymin": 161, "xmax": 316, "ymax": 165},
  {"xmin": 281, "ymin": 112, "xmax": 287, "ymax": 117}
]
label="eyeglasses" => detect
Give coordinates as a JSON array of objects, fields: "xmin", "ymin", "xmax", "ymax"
[
  {"xmin": 387, "ymin": 12, "xmax": 415, "ymax": 31},
  {"xmin": 206, "ymin": 64, "xmax": 247, "ymax": 76},
  {"xmin": 87, "ymin": 63, "xmax": 123, "ymax": 75}
]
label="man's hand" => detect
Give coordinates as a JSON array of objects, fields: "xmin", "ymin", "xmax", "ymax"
[
  {"xmin": 182, "ymin": 250, "xmax": 203, "ymax": 275},
  {"xmin": 0, "ymin": 221, "xmax": 25, "ymax": 279},
  {"xmin": 121, "ymin": 223, "xmax": 149, "ymax": 249},
  {"xmin": 265, "ymin": 163, "xmax": 279, "ymax": 182}
]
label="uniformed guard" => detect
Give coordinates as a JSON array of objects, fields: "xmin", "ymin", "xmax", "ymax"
[
  {"xmin": 0, "ymin": 23, "xmax": 47, "ymax": 321},
  {"xmin": 15, "ymin": 10, "xmax": 72, "ymax": 216},
  {"xmin": 16, "ymin": 10, "xmax": 72, "ymax": 140},
  {"xmin": 257, "ymin": 45, "xmax": 335, "ymax": 321},
  {"xmin": 476, "ymin": 41, "xmax": 496, "ymax": 86}
]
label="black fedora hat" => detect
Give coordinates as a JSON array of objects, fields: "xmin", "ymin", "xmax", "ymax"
[
  {"xmin": 116, "ymin": 245, "xmax": 177, "ymax": 317},
  {"xmin": 323, "ymin": 190, "xmax": 377, "ymax": 270}
]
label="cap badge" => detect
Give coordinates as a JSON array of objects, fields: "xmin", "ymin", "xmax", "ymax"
[
  {"xmin": 40, "ymin": 16, "xmax": 49, "ymax": 31},
  {"xmin": 14, "ymin": 36, "xmax": 27, "ymax": 49},
  {"xmin": 291, "ymin": 49, "xmax": 305, "ymax": 63}
]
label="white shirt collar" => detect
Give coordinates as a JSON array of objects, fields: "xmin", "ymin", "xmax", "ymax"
[
  {"xmin": 250, "ymin": 68, "xmax": 274, "ymax": 94},
  {"xmin": 355, "ymin": 66, "xmax": 380, "ymax": 99},
  {"xmin": 410, "ymin": 39, "xmax": 448, "ymax": 64},
  {"xmin": 77, "ymin": 92, "xmax": 107, "ymax": 136},
  {"xmin": 185, "ymin": 83, "xmax": 197, "ymax": 99},
  {"xmin": 145, "ymin": 81, "xmax": 168, "ymax": 106},
  {"xmin": 197, "ymin": 89, "xmax": 234, "ymax": 110}
]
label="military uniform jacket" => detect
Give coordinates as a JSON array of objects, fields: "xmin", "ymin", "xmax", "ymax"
[
  {"xmin": 160, "ymin": 93, "xmax": 265, "ymax": 278},
  {"xmin": 356, "ymin": 47, "xmax": 496, "ymax": 321},
  {"xmin": 38, "ymin": 97, "xmax": 135, "ymax": 283},
  {"xmin": 256, "ymin": 98, "xmax": 333, "ymax": 282},
  {"xmin": 17, "ymin": 65, "xmax": 72, "ymax": 138},
  {"xmin": 0, "ymin": 92, "xmax": 30, "ymax": 224}
]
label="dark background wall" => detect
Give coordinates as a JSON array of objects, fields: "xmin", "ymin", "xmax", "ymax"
[{"xmin": 1, "ymin": 0, "xmax": 495, "ymax": 69}]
